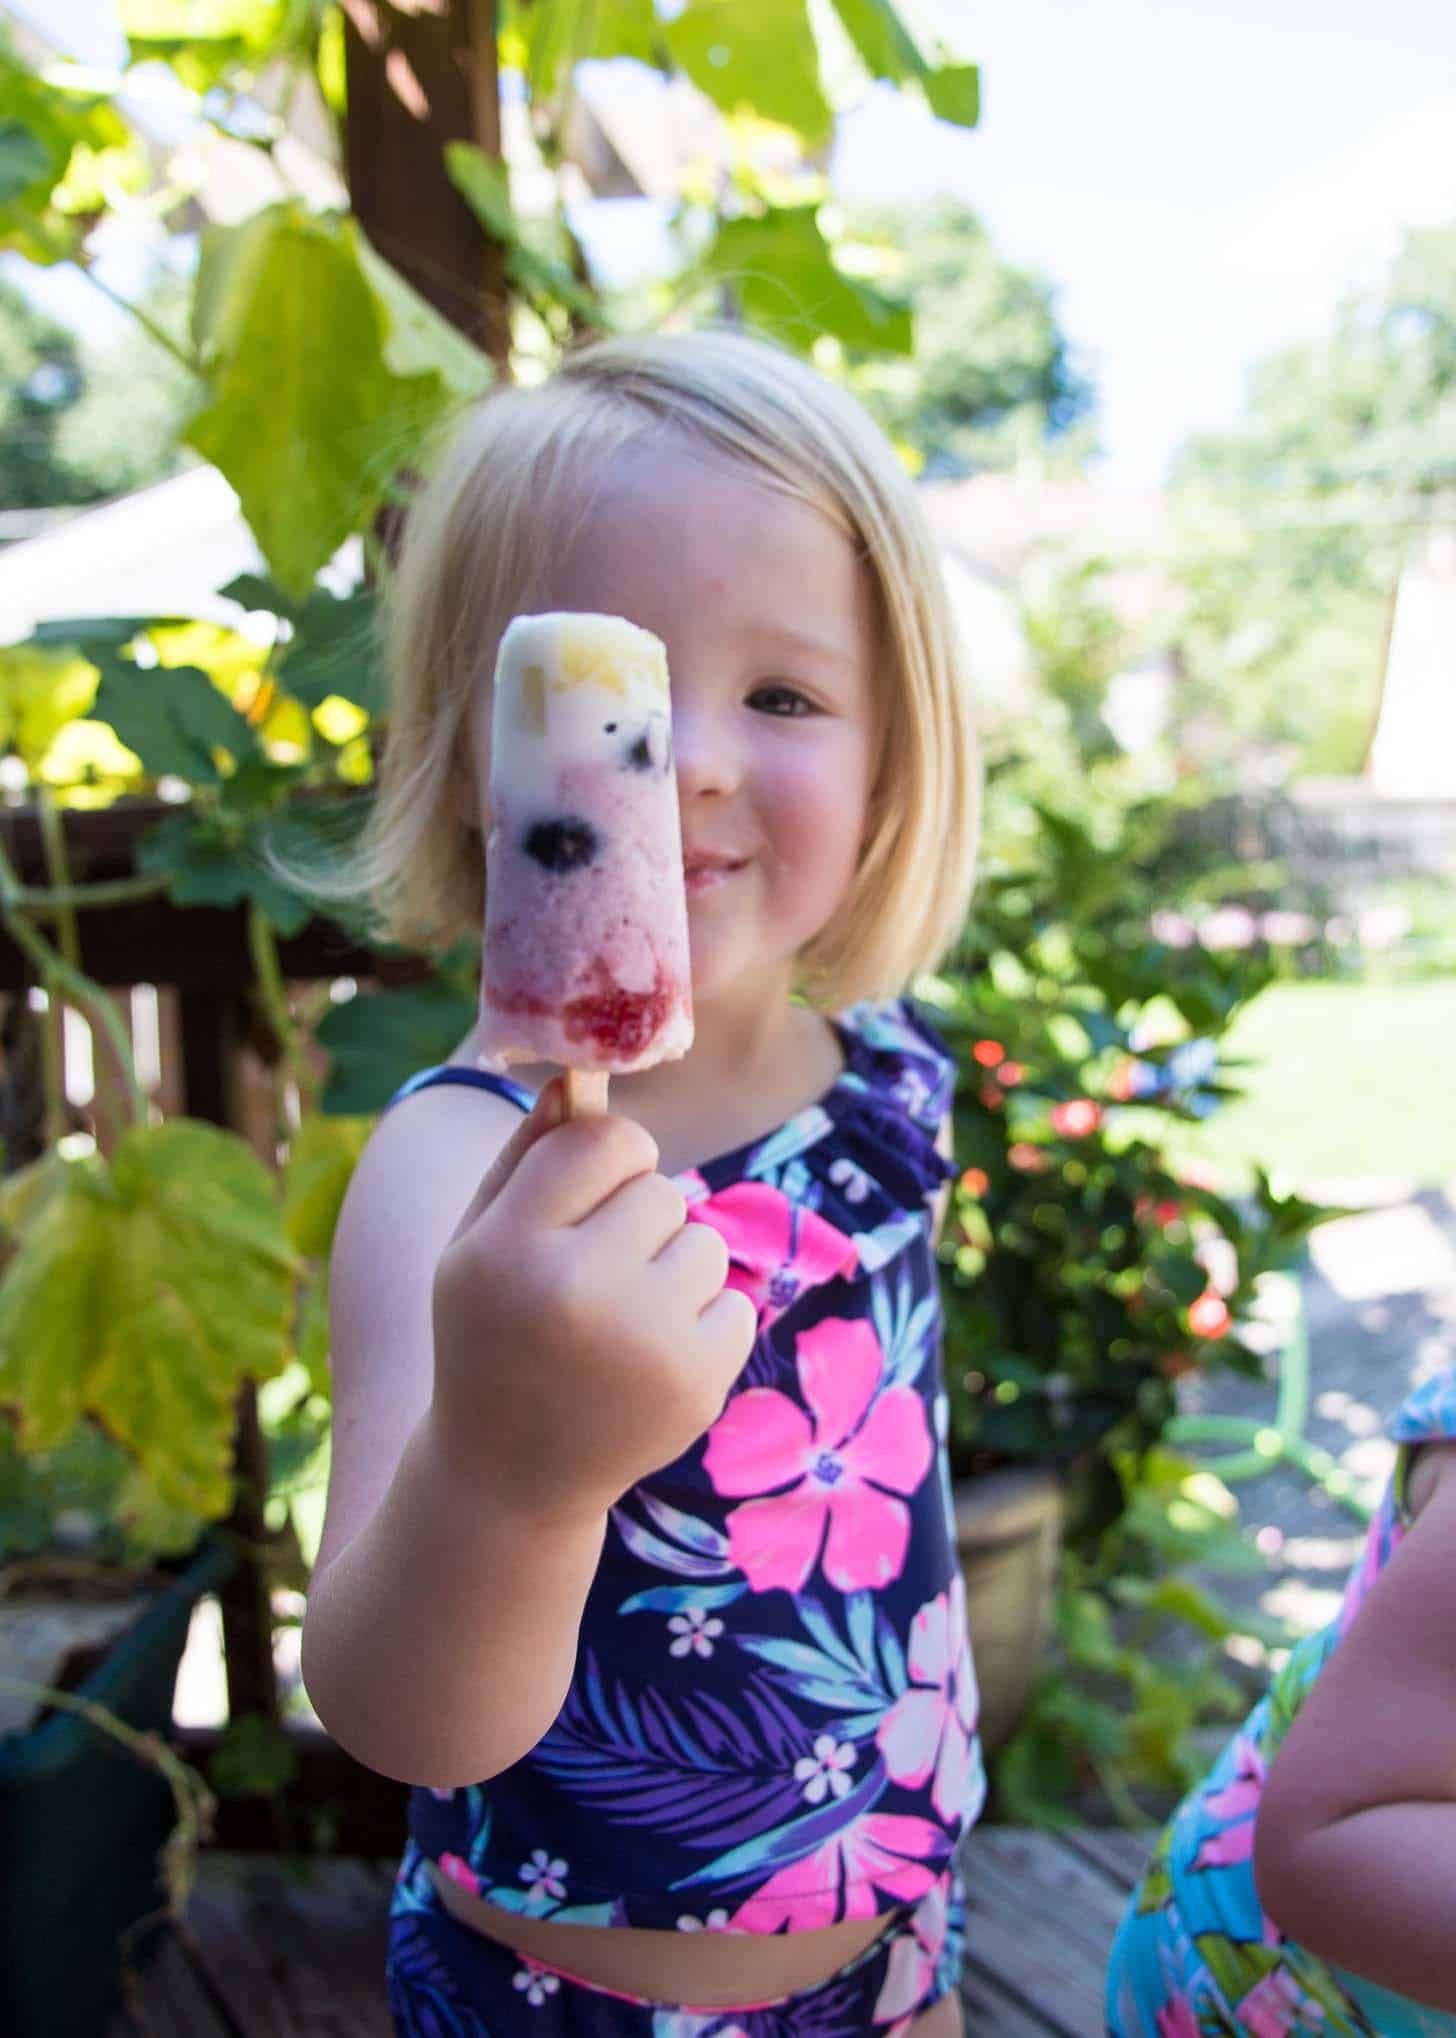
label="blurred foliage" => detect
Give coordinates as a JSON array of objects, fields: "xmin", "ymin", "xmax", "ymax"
[
  {"xmin": 837, "ymin": 196, "xmax": 1095, "ymax": 477},
  {"xmin": 1168, "ymin": 221, "xmax": 1456, "ymax": 778},
  {"xmin": 0, "ymin": 0, "xmax": 988, "ymax": 1575}
]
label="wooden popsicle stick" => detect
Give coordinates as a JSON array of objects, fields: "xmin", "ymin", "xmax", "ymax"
[{"xmin": 561, "ymin": 1068, "xmax": 610, "ymax": 1117}]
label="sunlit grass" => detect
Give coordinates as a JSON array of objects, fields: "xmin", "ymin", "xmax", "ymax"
[{"xmin": 1129, "ymin": 978, "xmax": 1456, "ymax": 1193}]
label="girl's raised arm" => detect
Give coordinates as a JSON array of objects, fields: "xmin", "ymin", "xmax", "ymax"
[{"xmin": 1252, "ymin": 1440, "xmax": 1456, "ymax": 2011}]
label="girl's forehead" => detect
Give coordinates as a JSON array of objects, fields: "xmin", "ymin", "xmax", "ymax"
[{"xmin": 540, "ymin": 439, "xmax": 869, "ymax": 641}]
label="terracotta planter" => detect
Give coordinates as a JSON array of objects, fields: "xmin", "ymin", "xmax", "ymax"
[{"xmin": 952, "ymin": 1465, "xmax": 1064, "ymax": 1755}]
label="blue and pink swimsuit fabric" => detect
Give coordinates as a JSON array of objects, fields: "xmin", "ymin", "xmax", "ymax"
[{"xmin": 382, "ymin": 997, "xmax": 983, "ymax": 2029}]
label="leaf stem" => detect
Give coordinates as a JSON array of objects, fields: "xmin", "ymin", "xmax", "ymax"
[
  {"xmin": 0, "ymin": 1675, "xmax": 213, "ymax": 1918},
  {"xmin": 75, "ymin": 260, "xmax": 205, "ymax": 382},
  {"xmin": 247, "ymin": 902, "xmax": 317, "ymax": 1113}
]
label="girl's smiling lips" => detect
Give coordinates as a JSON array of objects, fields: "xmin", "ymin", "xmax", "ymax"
[{"xmin": 683, "ymin": 849, "xmax": 750, "ymax": 895}]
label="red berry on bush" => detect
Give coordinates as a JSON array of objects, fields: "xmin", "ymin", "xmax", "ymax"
[
  {"xmin": 1188, "ymin": 1290, "xmax": 1232, "ymax": 1339},
  {"xmin": 1050, "ymin": 1099, "xmax": 1102, "ymax": 1137}
]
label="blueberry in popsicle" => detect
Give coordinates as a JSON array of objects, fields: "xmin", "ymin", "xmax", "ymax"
[{"xmin": 478, "ymin": 612, "xmax": 694, "ymax": 1114}]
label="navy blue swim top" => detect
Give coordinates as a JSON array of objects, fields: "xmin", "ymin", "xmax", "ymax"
[{"xmin": 386, "ymin": 996, "xmax": 985, "ymax": 1936}]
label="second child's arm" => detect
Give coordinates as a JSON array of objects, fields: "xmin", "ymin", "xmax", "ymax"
[
  {"xmin": 300, "ymin": 1080, "xmax": 755, "ymax": 1790},
  {"xmin": 1253, "ymin": 1439, "xmax": 1456, "ymax": 2010}
]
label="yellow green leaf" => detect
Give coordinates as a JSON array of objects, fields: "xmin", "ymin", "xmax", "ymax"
[
  {"xmin": 0, "ymin": 643, "xmax": 99, "ymax": 767},
  {"xmin": 187, "ymin": 205, "xmax": 447, "ymax": 600},
  {"xmin": 0, "ymin": 1123, "xmax": 297, "ymax": 1516},
  {"xmin": 282, "ymin": 1111, "xmax": 371, "ymax": 1260},
  {"xmin": 665, "ymin": 1, "xmax": 832, "ymax": 149}
]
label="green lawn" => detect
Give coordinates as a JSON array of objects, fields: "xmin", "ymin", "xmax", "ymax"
[{"xmin": 1133, "ymin": 978, "xmax": 1456, "ymax": 1193}]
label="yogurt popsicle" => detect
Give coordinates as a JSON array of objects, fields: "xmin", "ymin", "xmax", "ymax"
[{"xmin": 478, "ymin": 612, "xmax": 694, "ymax": 1102}]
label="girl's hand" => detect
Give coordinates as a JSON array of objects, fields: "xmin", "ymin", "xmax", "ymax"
[{"xmin": 430, "ymin": 1078, "xmax": 758, "ymax": 1526}]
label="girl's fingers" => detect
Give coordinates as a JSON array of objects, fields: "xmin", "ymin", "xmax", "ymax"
[
  {"xmin": 650, "ymin": 1214, "xmax": 730, "ymax": 1305},
  {"xmin": 696, "ymin": 1285, "xmax": 759, "ymax": 1377},
  {"xmin": 585, "ymin": 1169, "xmax": 690, "ymax": 1261},
  {"xmin": 495, "ymin": 1108, "xmax": 663, "ymax": 1232}
]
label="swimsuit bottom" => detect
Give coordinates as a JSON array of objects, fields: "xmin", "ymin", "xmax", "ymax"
[{"xmin": 387, "ymin": 1842, "xmax": 966, "ymax": 2037}]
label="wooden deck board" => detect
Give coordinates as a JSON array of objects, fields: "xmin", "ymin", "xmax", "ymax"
[{"xmin": 112, "ymin": 1831, "xmax": 1152, "ymax": 2035}]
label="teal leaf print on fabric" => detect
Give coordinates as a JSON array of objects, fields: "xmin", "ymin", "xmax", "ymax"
[{"xmin": 617, "ymin": 1581, "xmax": 746, "ymax": 1618}]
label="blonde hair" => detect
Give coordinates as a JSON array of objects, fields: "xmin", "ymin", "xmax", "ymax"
[{"xmin": 335, "ymin": 327, "xmax": 981, "ymax": 1010}]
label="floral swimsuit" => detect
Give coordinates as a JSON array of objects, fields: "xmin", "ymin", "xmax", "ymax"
[
  {"xmin": 382, "ymin": 997, "xmax": 981, "ymax": 2033},
  {"xmin": 1107, "ymin": 1366, "xmax": 1456, "ymax": 2037}
]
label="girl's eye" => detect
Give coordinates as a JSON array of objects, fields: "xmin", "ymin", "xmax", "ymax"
[{"xmin": 749, "ymin": 684, "xmax": 817, "ymax": 718}]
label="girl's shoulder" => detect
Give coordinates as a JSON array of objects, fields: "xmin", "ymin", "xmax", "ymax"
[{"xmin": 832, "ymin": 994, "xmax": 957, "ymax": 1137}]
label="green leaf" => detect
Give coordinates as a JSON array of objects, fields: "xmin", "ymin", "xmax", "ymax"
[
  {"xmin": 208, "ymin": 1709, "xmax": 300, "ymax": 1799},
  {"xmin": 135, "ymin": 808, "xmax": 316, "ymax": 936},
  {"xmin": 0, "ymin": 1125, "xmax": 296, "ymax": 1516},
  {"xmin": 295, "ymin": 1266, "xmax": 330, "ymax": 1398},
  {"xmin": 0, "ymin": 32, "xmax": 140, "ymax": 262},
  {"xmin": 0, "ymin": 118, "xmax": 48, "ymax": 204},
  {"xmin": 91, "ymin": 656, "xmax": 260, "ymax": 783},
  {"xmin": 317, "ymin": 979, "xmax": 479, "ymax": 1115},
  {"xmin": 827, "ymin": 0, "xmax": 925, "ymax": 81},
  {"xmin": 121, "ymin": 0, "xmax": 306, "ymax": 91},
  {"xmin": 702, "ymin": 205, "xmax": 913, "ymax": 355},
  {"xmin": 277, "ymin": 587, "xmax": 386, "ymax": 719},
  {"xmin": 826, "ymin": 4, "xmax": 979, "ymax": 127},
  {"xmin": 924, "ymin": 64, "xmax": 980, "ymax": 126},
  {"xmin": 347, "ymin": 222, "xmax": 493, "ymax": 404},
  {"xmin": 0, "ymin": 642, "xmax": 101, "ymax": 768},
  {"xmin": 445, "ymin": 144, "xmax": 600, "ymax": 321},
  {"xmin": 500, "ymin": 0, "xmax": 661, "ymax": 99},
  {"xmin": 664, "ymin": 1, "xmax": 832, "ymax": 148},
  {"xmin": 187, "ymin": 205, "xmax": 447, "ymax": 600},
  {"xmin": 282, "ymin": 1112, "xmax": 371, "ymax": 1260}
]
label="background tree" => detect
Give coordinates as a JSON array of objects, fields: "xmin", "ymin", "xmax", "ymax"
[
  {"xmin": 0, "ymin": 271, "xmax": 85, "ymax": 509},
  {"xmin": 838, "ymin": 196, "xmax": 1095, "ymax": 476},
  {"xmin": 1169, "ymin": 221, "xmax": 1456, "ymax": 776}
]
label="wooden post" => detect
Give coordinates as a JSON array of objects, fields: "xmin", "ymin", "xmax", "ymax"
[
  {"xmin": 178, "ymin": 989, "xmax": 281, "ymax": 1735},
  {"xmin": 340, "ymin": 0, "xmax": 512, "ymax": 369}
]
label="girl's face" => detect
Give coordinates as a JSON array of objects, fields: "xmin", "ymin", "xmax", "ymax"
[{"xmin": 488, "ymin": 437, "xmax": 880, "ymax": 1015}]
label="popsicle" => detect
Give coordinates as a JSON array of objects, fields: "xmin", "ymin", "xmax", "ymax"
[{"xmin": 478, "ymin": 612, "xmax": 694, "ymax": 1114}]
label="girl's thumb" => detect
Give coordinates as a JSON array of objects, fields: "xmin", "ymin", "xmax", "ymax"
[{"xmin": 448, "ymin": 1076, "xmax": 564, "ymax": 1241}]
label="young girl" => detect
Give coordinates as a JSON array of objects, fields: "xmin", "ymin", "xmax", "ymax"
[
  {"xmin": 300, "ymin": 328, "xmax": 986, "ymax": 2036},
  {"xmin": 1107, "ymin": 1363, "xmax": 1456, "ymax": 2036}
]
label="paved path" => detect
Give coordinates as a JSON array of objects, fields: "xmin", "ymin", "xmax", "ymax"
[{"xmin": 1178, "ymin": 1175, "xmax": 1456, "ymax": 1666}]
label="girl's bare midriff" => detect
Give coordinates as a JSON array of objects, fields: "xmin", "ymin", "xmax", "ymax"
[{"xmin": 428, "ymin": 1867, "xmax": 893, "ymax": 2003}]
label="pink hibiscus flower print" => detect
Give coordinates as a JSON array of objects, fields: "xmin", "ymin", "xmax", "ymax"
[
  {"xmin": 873, "ymin": 1875, "xmax": 949, "ymax": 2028},
  {"xmin": 686, "ymin": 1183, "xmax": 858, "ymax": 1330},
  {"xmin": 702, "ymin": 1318, "xmax": 932, "ymax": 1594},
  {"xmin": 1154, "ymin": 1992, "xmax": 1202, "ymax": 2038},
  {"xmin": 1192, "ymin": 1734, "xmax": 1266, "ymax": 1871},
  {"xmin": 732, "ymin": 1811, "xmax": 947, "ymax": 1934},
  {"xmin": 437, "ymin": 1852, "xmax": 481, "ymax": 1897},
  {"xmin": 1233, "ymin": 1967, "xmax": 1323, "ymax": 2036},
  {"xmin": 876, "ymin": 1574, "xmax": 980, "ymax": 1822}
]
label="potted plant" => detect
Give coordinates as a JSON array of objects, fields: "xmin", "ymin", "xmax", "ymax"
[{"xmin": 929, "ymin": 760, "xmax": 1335, "ymax": 1760}]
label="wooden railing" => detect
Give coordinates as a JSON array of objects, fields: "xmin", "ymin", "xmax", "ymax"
[{"xmin": 0, "ymin": 797, "xmax": 423, "ymax": 1794}]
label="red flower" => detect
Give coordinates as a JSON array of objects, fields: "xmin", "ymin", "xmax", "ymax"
[
  {"xmin": 1188, "ymin": 1290, "xmax": 1231, "ymax": 1339},
  {"xmin": 972, "ymin": 1040, "xmax": 1005, "ymax": 1068},
  {"xmin": 977, "ymin": 1084, "xmax": 1003, "ymax": 1110},
  {"xmin": 1007, "ymin": 1142, "xmax": 1047, "ymax": 1172},
  {"xmin": 996, "ymin": 1061, "xmax": 1025, "ymax": 1087},
  {"xmin": 1049, "ymin": 1099, "xmax": 1101, "ymax": 1138},
  {"xmin": 958, "ymin": 1167, "xmax": 989, "ymax": 1197}
]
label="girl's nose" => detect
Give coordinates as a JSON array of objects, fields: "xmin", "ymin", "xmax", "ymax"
[{"xmin": 671, "ymin": 697, "xmax": 743, "ymax": 802}]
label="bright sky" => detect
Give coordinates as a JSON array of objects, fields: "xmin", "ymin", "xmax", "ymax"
[{"xmin": 10, "ymin": 0, "xmax": 1456, "ymax": 485}]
